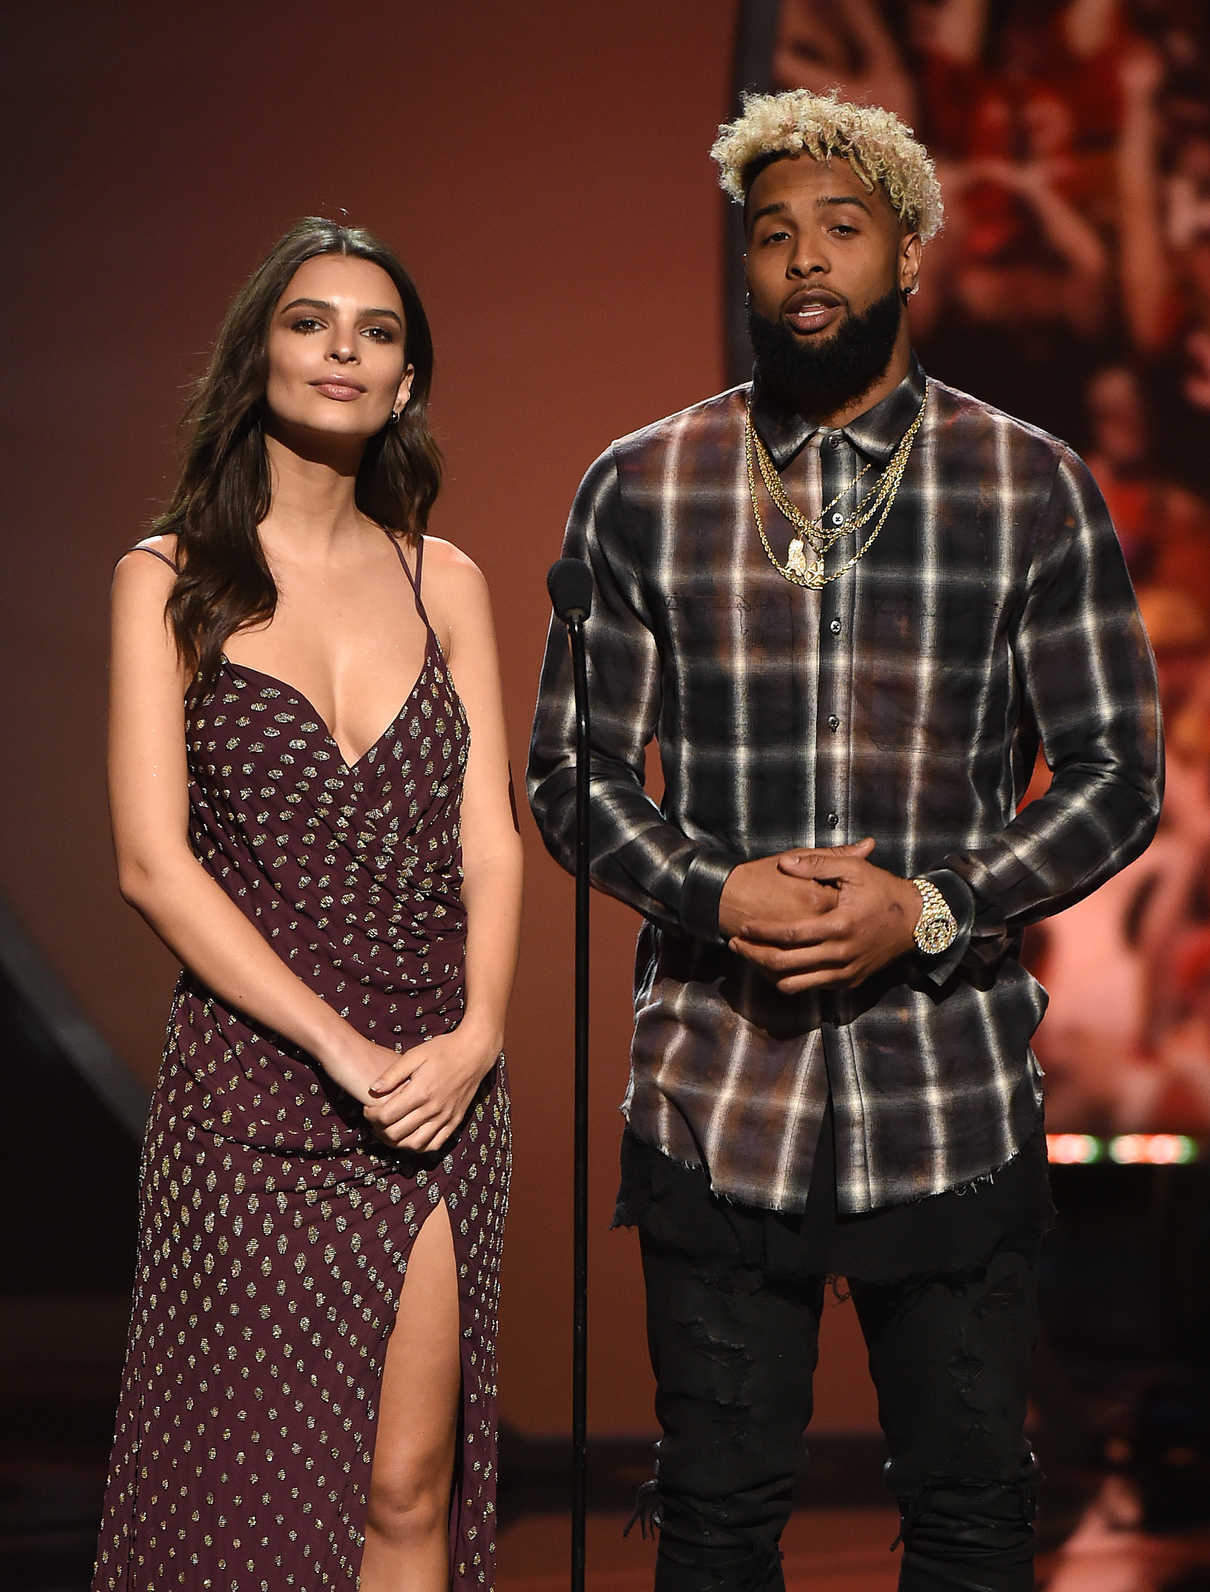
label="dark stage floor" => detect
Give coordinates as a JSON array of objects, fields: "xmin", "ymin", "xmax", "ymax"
[
  {"xmin": 4, "ymin": 1292, "xmax": 1208, "ymax": 1592},
  {"xmin": 6, "ymin": 912, "xmax": 1209, "ymax": 1585},
  {"xmin": 7, "ymin": 1455, "xmax": 1210, "ymax": 1590}
]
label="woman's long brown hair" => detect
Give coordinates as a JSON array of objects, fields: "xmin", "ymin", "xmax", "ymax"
[{"xmin": 154, "ymin": 217, "xmax": 442, "ymax": 689}]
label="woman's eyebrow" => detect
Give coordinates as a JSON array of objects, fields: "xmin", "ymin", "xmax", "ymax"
[{"xmin": 280, "ymin": 296, "xmax": 402, "ymax": 325}]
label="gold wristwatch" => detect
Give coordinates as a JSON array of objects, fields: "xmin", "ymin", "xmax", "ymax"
[{"xmin": 910, "ymin": 877, "xmax": 958, "ymax": 956}]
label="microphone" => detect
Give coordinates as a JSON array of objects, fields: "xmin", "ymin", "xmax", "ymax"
[{"xmin": 547, "ymin": 558, "xmax": 593, "ymax": 625}]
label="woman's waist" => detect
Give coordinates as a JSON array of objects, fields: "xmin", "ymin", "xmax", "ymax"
[
  {"xmin": 176, "ymin": 951, "xmax": 466, "ymax": 1041},
  {"xmin": 186, "ymin": 818, "xmax": 464, "ymax": 912},
  {"xmin": 159, "ymin": 983, "xmax": 497, "ymax": 1160},
  {"xmin": 186, "ymin": 859, "xmax": 467, "ymax": 960}
]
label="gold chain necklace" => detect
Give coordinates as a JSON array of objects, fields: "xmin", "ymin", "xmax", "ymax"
[
  {"xmin": 744, "ymin": 386, "xmax": 928, "ymax": 588},
  {"xmin": 756, "ymin": 443, "xmax": 876, "ymax": 551}
]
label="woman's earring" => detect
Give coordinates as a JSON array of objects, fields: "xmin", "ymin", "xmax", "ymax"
[{"xmin": 389, "ymin": 410, "xmax": 401, "ymax": 425}]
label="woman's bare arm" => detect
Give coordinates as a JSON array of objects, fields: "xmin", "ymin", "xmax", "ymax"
[
  {"xmin": 364, "ymin": 541, "xmax": 523, "ymax": 1150},
  {"xmin": 442, "ymin": 548, "xmax": 524, "ymax": 1052},
  {"xmin": 109, "ymin": 544, "xmax": 393, "ymax": 1103}
]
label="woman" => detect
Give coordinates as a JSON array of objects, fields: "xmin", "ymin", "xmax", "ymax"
[{"xmin": 94, "ymin": 218, "xmax": 522, "ymax": 1592}]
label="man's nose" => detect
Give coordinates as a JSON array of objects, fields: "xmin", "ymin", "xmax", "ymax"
[{"xmin": 788, "ymin": 238, "xmax": 826, "ymax": 278}]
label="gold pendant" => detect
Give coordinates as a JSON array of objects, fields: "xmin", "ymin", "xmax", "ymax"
[
  {"xmin": 805, "ymin": 555, "xmax": 826, "ymax": 588},
  {"xmin": 786, "ymin": 537, "xmax": 808, "ymax": 577}
]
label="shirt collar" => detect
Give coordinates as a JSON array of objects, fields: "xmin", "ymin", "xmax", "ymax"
[{"xmin": 750, "ymin": 354, "xmax": 927, "ymax": 469}]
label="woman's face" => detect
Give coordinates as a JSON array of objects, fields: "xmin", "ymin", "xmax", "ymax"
[{"xmin": 264, "ymin": 254, "xmax": 413, "ymax": 443}]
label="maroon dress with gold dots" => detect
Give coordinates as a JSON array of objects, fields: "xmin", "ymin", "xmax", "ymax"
[{"xmin": 93, "ymin": 536, "xmax": 510, "ymax": 1591}]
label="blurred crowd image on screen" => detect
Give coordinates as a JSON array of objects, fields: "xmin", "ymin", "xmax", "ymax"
[{"xmin": 768, "ymin": 0, "xmax": 1210, "ymax": 1132}]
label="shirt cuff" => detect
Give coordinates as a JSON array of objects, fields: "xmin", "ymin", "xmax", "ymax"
[
  {"xmin": 679, "ymin": 848, "xmax": 744, "ymax": 941},
  {"xmin": 915, "ymin": 867, "xmax": 975, "ymax": 985}
]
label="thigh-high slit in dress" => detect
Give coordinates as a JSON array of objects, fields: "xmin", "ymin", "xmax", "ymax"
[{"xmin": 93, "ymin": 535, "xmax": 510, "ymax": 1590}]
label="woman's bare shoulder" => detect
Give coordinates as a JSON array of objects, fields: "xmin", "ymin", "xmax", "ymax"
[
  {"xmin": 117, "ymin": 532, "xmax": 180, "ymax": 579},
  {"xmin": 417, "ymin": 537, "xmax": 494, "ymax": 657},
  {"xmin": 112, "ymin": 535, "xmax": 181, "ymax": 633},
  {"xmin": 420, "ymin": 535, "xmax": 491, "ymax": 611},
  {"xmin": 420, "ymin": 534, "xmax": 484, "ymax": 584}
]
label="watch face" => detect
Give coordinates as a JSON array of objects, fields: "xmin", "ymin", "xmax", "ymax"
[
  {"xmin": 912, "ymin": 880, "xmax": 958, "ymax": 955},
  {"xmin": 917, "ymin": 915, "xmax": 956, "ymax": 955}
]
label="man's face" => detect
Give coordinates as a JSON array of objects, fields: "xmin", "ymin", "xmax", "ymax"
[
  {"xmin": 745, "ymin": 153, "xmax": 917, "ymax": 336},
  {"xmin": 743, "ymin": 153, "xmax": 920, "ymax": 414}
]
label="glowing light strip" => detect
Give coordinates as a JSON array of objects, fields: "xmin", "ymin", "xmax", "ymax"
[{"xmin": 1045, "ymin": 1133, "xmax": 1201, "ymax": 1165}]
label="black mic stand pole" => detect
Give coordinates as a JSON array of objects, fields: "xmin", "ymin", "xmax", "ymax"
[
  {"xmin": 569, "ymin": 606, "xmax": 590, "ymax": 1592},
  {"xmin": 546, "ymin": 555, "xmax": 595, "ymax": 1592}
]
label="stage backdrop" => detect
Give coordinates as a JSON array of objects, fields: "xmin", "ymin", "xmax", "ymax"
[
  {"xmin": 7, "ymin": 0, "xmax": 1206, "ymax": 1450},
  {"xmin": 0, "ymin": 0, "xmax": 879, "ymax": 1440}
]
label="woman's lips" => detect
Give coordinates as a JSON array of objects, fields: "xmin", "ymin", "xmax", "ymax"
[{"xmin": 311, "ymin": 381, "xmax": 365, "ymax": 400}]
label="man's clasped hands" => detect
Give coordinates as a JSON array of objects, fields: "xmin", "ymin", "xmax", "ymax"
[{"xmin": 718, "ymin": 838, "xmax": 926, "ymax": 993}]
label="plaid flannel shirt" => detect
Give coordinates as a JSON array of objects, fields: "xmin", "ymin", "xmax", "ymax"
[{"xmin": 527, "ymin": 358, "xmax": 1163, "ymax": 1214}]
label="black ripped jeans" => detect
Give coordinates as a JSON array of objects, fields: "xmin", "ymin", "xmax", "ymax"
[{"xmin": 622, "ymin": 1132, "xmax": 1046, "ymax": 1592}]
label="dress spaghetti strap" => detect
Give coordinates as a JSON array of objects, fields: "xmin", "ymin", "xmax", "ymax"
[
  {"xmin": 389, "ymin": 534, "xmax": 433, "ymax": 631},
  {"xmin": 130, "ymin": 544, "xmax": 179, "ymax": 573}
]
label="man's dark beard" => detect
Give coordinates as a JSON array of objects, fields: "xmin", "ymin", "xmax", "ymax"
[{"xmin": 747, "ymin": 286, "xmax": 903, "ymax": 418}]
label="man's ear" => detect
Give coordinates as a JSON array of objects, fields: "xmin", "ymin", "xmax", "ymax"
[{"xmin": 899, "ymin": 232, "xmax": 923, "ymax": 299}]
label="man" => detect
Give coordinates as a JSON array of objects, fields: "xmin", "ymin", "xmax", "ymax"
[{"xmin": 528, "ymin": 90, "xmax": 1162, "ymax": 1592}]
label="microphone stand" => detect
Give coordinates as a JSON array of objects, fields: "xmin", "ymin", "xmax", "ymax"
[
  {"xmin": 568, "ymin": 607, "xmax": 590, "ymax": 1592},
  {"xmin": 547, "ymin": 555, "xmax": 594, "ymax": 1592}
]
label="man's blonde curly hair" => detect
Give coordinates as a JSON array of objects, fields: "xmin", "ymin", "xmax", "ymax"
[{"xmin": 710, "ymin": 89, "xmax": 944, "ymax": 241}]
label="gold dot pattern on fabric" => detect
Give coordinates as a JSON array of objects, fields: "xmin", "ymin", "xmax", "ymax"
[{"xmin": 93, "ymin": 623, "xmax": 511, "ymax": 1590}]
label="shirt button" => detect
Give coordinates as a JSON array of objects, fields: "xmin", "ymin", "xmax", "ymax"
[
  {"xmin": 829, "ymin": 617, "xmax": 842, "ymax": 635},
  {"xmin": 831, "ymin": 512, "xmax": 844, "ymax": 525},
  {"xmin": 828, "ymin": 714, "xmax": 840, "ymax": 731},
  {"xmin": 827, "ymin": 811, "xmax": 840, "ymax": 828},
  {"xmin": 827, "ymin": 435, "xmax": 842, "ymax": 449}
]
